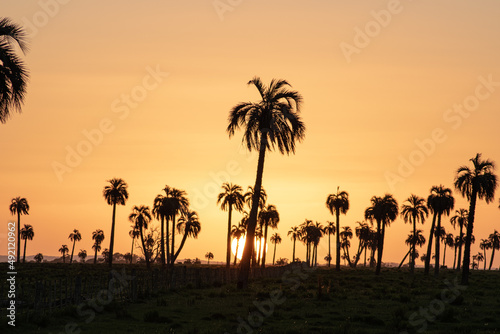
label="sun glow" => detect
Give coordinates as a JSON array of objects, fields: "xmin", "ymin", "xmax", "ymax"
[{"xmin": 231, "ymin": 235, "xmax": 267, "ymax": 260}]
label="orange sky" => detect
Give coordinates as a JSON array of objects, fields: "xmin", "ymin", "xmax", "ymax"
[{"xmin": 1, "ymin": 1, "xmax": 500, "ymax": 268}]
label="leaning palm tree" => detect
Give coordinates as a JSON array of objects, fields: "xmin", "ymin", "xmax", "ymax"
[
  {"xmin": 34, "ymin": 253, "xmax": 43, "ymax": 263},
  {"xmin": 0, "ymin": 17, "xmax": 29, "ymax": 123},
  {"xmin": 217, "ymin": 183, "xmax": 245, "ymax": 271},
  {"xmin": 20, "ymin": 224, "xmax": 34, "ymax": 263},
  {"xmin": 59, "ymin": 245, "xmax": 69, "ymax": 263},
  {"xmin": 205, "ymin": 252, "xmax": 214, "ymax": 265},
  {"xmin": 326, "ymin": 187, "xmax": 349, "ymax": 271},
  {"xmin": 287, "ymin": 226, "xmax": 301, "ymax": 263},
  {"xmin": 9, "ymin": 196, "xmax": 29, "ymax": 263},
  {"xmin": 399, "ymin": 229, "xmax": 426, "ymax": 268},
  {"xmin": 454, "ymin": 153, "xmax": 497, "ymax": 284},
  {"xmin": 68, "ymin": 229, "xmax": 82, "ymax": 264},
  {"xmin": 259, "ymin": 204, "xmax": 280, "ymax": 268},
  {"xmin": 364, "ymin": 194, "xmax": 398, "ymax": 275},
  {"xmin": 78, "ymin": 249, "xmax": 87, "ymax": 263},
  {"xmin": 450, "ymin": 209, "xmax": 468, "ymax": 270},
  {"xmin": 323, "ymin": 221, "xmax": 336, "ymax": 267},
  {"xmin": 227, "ymin": 77, "xmax": 305, "ymax": 289},
  {"xmin": 479, "ymin": 239, "xmax": 491, "ymax": 271},
  {"xmin": 103, "ymin": 178, "xmax": 129, "ymax": 267},
  {"xmin": 270, "ymin": 233, "xmax": 282, "ymax": 265},
  {"xmin": 400, "ymin": 194, "xmax": 428, "ymax": 273},
  {"xmin": 129, "ymin": 205, "xmax": 152, "ymax": 269},
  {"xmin": 91, "ymin": 229, "xmax": 104, "ymax": 264},
  {"xmin": 128, "ymin": 226, "xmax": 140, "ymax": 264},
  {"xmin": 488, "ymin": 230, "xmax": 500, "ymax": 270},
  {"xmin": 426, "ymin": 185, "xmax": 455, "ymax": 277},
  {"xmin": 173, "ymin": 210, "xmax": 201, "ymax": 263}
]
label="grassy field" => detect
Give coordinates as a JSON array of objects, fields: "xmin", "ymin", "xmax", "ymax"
[{"xmin": 2, "ymin": 263, "xmax": 500, "ymax": 333}]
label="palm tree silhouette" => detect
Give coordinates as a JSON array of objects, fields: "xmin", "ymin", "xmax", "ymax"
[
  {"xmin": 270, "ymin": 233, "xmax": 282, "ymax": 265},
  {"xmin": 479, "ymin": 239, "xmax": 491, "ymax": 271},
  {"xmin": 353, "ymin": 221, "xmax": 373, "ymax": 267},
  {"xmin": 129, "ymin": 205, "xmax": 152, "ymax": 269},
  {"xmin": 78, "ymin": 249, "xmax": 87, "ymax": 263},
  {"xmin": 103, "ymin": 178, "xmax": 129, "ymax": 267},
  {"xmin": 287, "ymin": 226, "xmax": 301, "ymax": 263},
  {"xmin": 442, "ymin": 233, "xmax": 454, "ymax": 268},
  {"xmin": 426, "ymin": 185, "xmax": 454, "ymax": 277},
  {"xmin": 205, "ymin": 252, "xmax": 214, "ymax": 265},
  {"xmin": 364, "ymin": 194, "xmax": 398, "ymax": 275},
  {"xmin": 339, "ymin": 226, "xmax": 353, "ymax": 267},
  {"xmin": 9, "ymin": 196, "xmax": 29, "ymax": 263},
  {"xmin": 244, "ymin": 186, "xmax": 267, "ymax": 267},
  {"xmin": 450, "ymin": 209, "xmax": 468, "ymax": 270},
  {"xmin": 259, "ymin": 204, "xmax": 280, "ymax": 268},
  {"xmin": 68, "ymin": 229, "xmax": 82, "ymax": 264},
  {"xmin": 20, "ymin": 224, "xmax": 34, "ymax": 263},
  {"xmin": 323, "ymin": 221, "xmax": 336, "ymax": 267},
  {"xmin": 399, "ymin": 229, "xmax": 426, "ymax": 268},
  {"xmin": 300, "ymin": 219, "xmax": 314, "ymax": 266},
  {"xmin": 153, "ymin": 192, "xmax": 168, "ymax": 267},
  {"xmin": 173, "ymin": 210, "xmax": 201, "ymax": 263},
  {"xmin": 227, "ymin": 77, "xmax": 305, "ymax": 289},
  {"xmin": 231, "ymin": 223, "xmax": 245, "ymax": 265},
  {"xmin": 487, "ymin": 230, "xmax": 500, "ymax": 270},
  {"xmin": 59, "ymin": 245, "xmax": 69, "ymax": 263},
  {"xmin": 34, "ymin": 253, "xmax": 43, "ymax": 263},
  {"xmin": 128, "ymin": 226, "xmax": 140, "ymax": 264},
  {"xmin": 326, "ymin": 187, "xmax": 349, "ymax": 271},
  {"xmin": 454, "ymin": 153, "xmax": 497, "ymax": 284},
  {"xmin": 91, "ymin": 229, "xmax": 104, "ymax": 264},
  {"xmin": 217, "ymin": 183, "xmax": 245, "ymax": 271},
  {"xmin": 0, "ymin": 18, "xmax": 29, "ymax": 123},
  {"xmin": 401, "ymin": 194, "xmax": 428, "ymax": 273}
]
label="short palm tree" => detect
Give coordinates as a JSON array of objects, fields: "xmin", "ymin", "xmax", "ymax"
[
  {"xmin": 353, "ymin": 221, "xmax": 373, "ymax": 267},
  {"xmin": 323, "ymin": 221, "xmax": 336, "ymax": 267},
  {"xmin": 454, "ymin": 153, "xmax": 497, "ymax": 284},
  {"xmin": 442, "ymin": 233, "xmax": 455, "ymax": 267},
  {"xmin": 68, "ymin": 229, "xmax": 82, "ymax": 264},
  {"xmin": 9, "ymin": 196, "xmax": 29, "ymax": 263},
  {"xmin": 270, "ymin": 233, "xmax": 282, "ymax": 265},
  {"xmin": 217, "ymin": 183, "xmax": 245, "ymax": 271},
  {"xmin": 205, "ymin": 252, "xmax": 214, "ymax": 265},
  {"xmin": 259, "ymin": 204, "xmax": 280, "ymax": 268},
  {"xmin": 479, "ymin": 239, "xmax": 491, "ymax": 271},
  {"xmin": 129, "ymin": 205, "xmax": 152, "ymax": 268},
  {"xmin": 161, "ymin": 186, "xmax": 189, "ymax": 267},
  {"xmin": 339, "ymin": 226, "xmax": 353, "ymax": 267},
  {"xmin": 401, "ymin": 194, "xmax": 428, "ymax": 273},
  {"xmin": 231, "ymin": 223, "xmax": 245, "ymax": 265},
  {"xmin": 399, "ymin": 229, "xmax": 426, "ymax": 268},
  {"xmin": 0, "ymin": 17, "xmax": 29, "ymax": 123},
  {"xmin": 488, "ymin": 230, "xmax": 500, "ymax": 270},
  {"xmin": 20, "ymin": 224, "xmax": 34, "ymax": 263},
  {"xmin": 326, "ymin": 187, "xmax": 349, "ymax": 271},
  {"xmin": 103, "ymin": 178, "xmax": 129, "ymax": 267},
  {"xmin": 173, "ymin": 210, "xmax": 201, "ymax": 262},
  {"xmin": 78, "ymin": 249, "xmax": 87, "ymax": 263},
  {"xmin": 91, "ymin": 229, "xmax": 104, "ymax": 264},
  {"xmin": 227, "ymin": 77, "xmax": 305, "ymax": 289},
  {"xmin": 287, "ymin": 226, "xmax": 301, "ymax": 263},
  {"xmin": 59, "ymin": 245, "xmax": 69, "ymax": 263},
  {"xmin": 364, "ymin": 194, "xmax": 398, "ymax": 275},
  {"xmin": 34, "ymin": 253, "xmax": 43, "ymax": 263},
  {"xmin": 128, "ymin": 226, "xmax": 140, "ymax": 264},
  {"xmin": 450, "ymin": 209, "xmax": 468, "ymax": 270}
]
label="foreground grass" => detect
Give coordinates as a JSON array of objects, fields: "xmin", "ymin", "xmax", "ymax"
[{"xmin": 2, "ymin": 264, "xmax": 500, "ymax": 333}]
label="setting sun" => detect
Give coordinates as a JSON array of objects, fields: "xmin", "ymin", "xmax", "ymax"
[{"xmin": 231, "ymin": 236, "xmax": 267, "ymax": 261}]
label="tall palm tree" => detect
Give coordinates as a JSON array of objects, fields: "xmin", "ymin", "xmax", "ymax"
[
  {"xmin": 454, "ymin": 153, "xmax": 497, "ymax": 284},
  {"xmin": 323, "ymin": 221, "xmax": 336, "ymax": 267},
  {"xmin": 205, "ymin": 252, "xmax": 214, "ymax": 265},
  {"xmin": 364, "ymin": 194, "xmax": 398, "ymax": 275},
  {"xmin": 259, "ymin": 204, "xmax": 280, "ymax": 268},
  {"xmin": 68, "ymin": 229, "xmax": 81, "ymax": 264},
  {"xmin": 401, "ymin": 194, "xmax": 428, "ymax": 273},
  {"xmin": 287, "ymin": 226, "xmax": 301, "ymax": 263},
  {"xmin": 426, "ymin": 185, "xmax": 455, "ymax": 277},
  {"xmin": 9, "ymin": 196, "xmax": 29, "ymax": 263},
  {"xmin": 442, "ymin": 233, "xmax": 455, "ymax": 268},
  {"xmin": 326, "ymin": 187, "xmax": 349, "ymax": 271},
  {"xmin": 161, "ymin": 186, "xmax": 189, "ymax": 267},
  {"xmin": 128, "ymin": 226, "xmax": 140, "ymax": 264},
  {"xmin": 270, "ymin": 233, "xmax": 282, "ymax": 265},
  {"xmin": 59, "ymin": 245, "xmax": 69, "ymax": 263},
  {"xmin": 78, "ymin": 249, "xmax": 87, "ymax": 263},
  {"xmin": 339, "ymin": 226, "xmax": 353, "ymax": 267},
  {"xmin": 217, "ymin": 183, "xmax": 245, "ymax": 271},
  {"xmin": 450, "ymin": 209, "xmax": 468, "ymax": 270},
  {"xmin": 227, "ymin": 77, "xmax": 305, "ymax": 289},
  {"xmin": 173, "ymin": 210, "xmax": 201, "ymax": 262},
  {"xmin": 91, "ymin": 229, "xmax": 104, "ymax": 264},
  {"xmin": 0, "ymin": 18, "xmax": 29, "ymax": 123},
  {"xmin": 103, "ymin": 178, "xmax": 129, "ymax": 267},
  {"xmin": 479, "ymin": 239, "xmax": 491, "ymax": 271},
  {"xmin": 129, "ymin": 205, "xmax": 152, "ymax": 268},
  {"xmin": 20, "ymin": 224, "xmax": 34, "ymax": 263},
  {"xmin": 487, "ymin": 230, "xmax": 500, "ymax": 270}
]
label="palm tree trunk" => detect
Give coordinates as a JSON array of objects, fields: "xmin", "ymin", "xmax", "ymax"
[
  {"xmin": 94, "ymin": 247, "xmax": 97, "ymax": 264},
  {"xmin": 130, "ymin": 237, "xmax": 135, "ymax": 264},
  {"xmin": 483, "ymin": 250, "xmax": 487, "ymax": 270},
  {"xmin": 328, "ymin": 232, "xmax": 331, "ymax": 267},
  {"xmin": 17, "ymin": 212, "xmax": 21, "ymax": 263},
  {"xmin": 411, "ymin": 214, "xmax": 416, "ymax": 274},
  {"xmin": 292, "ymin": 237, "xmax": 296, "ymax": 263},
  {"xmin": 272, "ymin": 243, "xmax": 277, "ymax": 265},
  {"xmin": 226, "ymin": 205, "xmax": 233, "ymax": 271},
  {"xmin": 70, "ymin": 240, "xmax": 76, "ymax": 264},
  {"xmin": 234, "ymin": 240, "xmax": 239, "ymax": 266},
  {"xmin": 109, "ymin": 203, "xmax": 117, "ymax": 267},
  {"xmin": 160, "ymin": 216, "xmax": 165, "ymax": 268},
  {"xmin": 237, "ymin": 136, "xmax": 267, "ymax": 289},
  {"xmin": 462, "ymin": 189, "xmax": 477, "ymax": 285},
  {"xmin": 453, "ymin": 245, "xmax": 457, "ymax": 269},
  {"xmin": 257, "ymin": 235, "xmax": 262, "ymax": 266},
  {"xmin": 171, "ymin": 215, "xmax": 177, "ymax": 266},
  {"xmin": 442, "ymin": 242, "xmax": 447, "ymax": 267},
  {"xmin": 376, "ymin": 220, "xmax": 384, "ymax": 275},
  {"xmin": 336, "ymin": 211, "xmax": 340, "ymax": 271},
  {"xmin": 261, "ymin": 224, "xmax": 269, "ymax": 268},
  {"xmin": 166, "ymin": 217, "xmax": 171, "ymax": 266},
  {"xmin": 364, "ymin": 246, "xmax": 367, "ymax": 267},
  {"xmin": 434, "ymin": 214, "xmax": 442, "ymax": 277},
  {"xmin": 173, "ymin": 231, "xmax": 189, "ymax": 262},
  {"xmin": 489, "ymin": 248, "xmax": 496, "ymax": 270},
  {"xmin": 398, "ymin": 249, "xmax": 411, "ymax": 269},
  {"xmin": 457, "ymin": 224, "xmax": 463, "ymax": 270},
  {"xmin": 22, "ymin": 238, "xmax": 27, "ymax": 263},
  {"xmin": 424, "ymin": 213, "xmax": 437, "ymax": 274},
  {"xmin": 140, "ymin": 228, "xmax": 149, "ymax": 269}
]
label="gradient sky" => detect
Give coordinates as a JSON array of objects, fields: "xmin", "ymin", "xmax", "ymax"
[{"xmin": 2, "ymin": 1, "xmax": 500, "ymax": 268}]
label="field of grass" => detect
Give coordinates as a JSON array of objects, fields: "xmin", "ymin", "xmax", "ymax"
[{"xmin": 2, "ymin": 263, "xmax": 500, "ymax": 333}]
